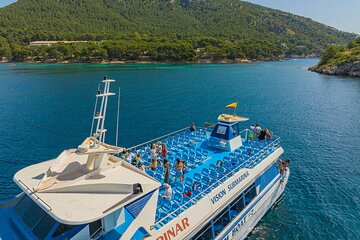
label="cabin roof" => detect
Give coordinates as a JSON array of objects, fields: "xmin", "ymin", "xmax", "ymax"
[{"xmin": 14, "ymin": 154, "xmax": 161, "ymax": 224}]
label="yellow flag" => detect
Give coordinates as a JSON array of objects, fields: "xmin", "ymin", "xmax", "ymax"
[{"xmin": 226, "ymin": 102, "xmax": 237, "ymax": 109}]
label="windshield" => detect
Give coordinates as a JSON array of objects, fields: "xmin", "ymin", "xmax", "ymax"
[{"xmin": 14, "ymin": 194, "xmax": 56, "ymax": 239}]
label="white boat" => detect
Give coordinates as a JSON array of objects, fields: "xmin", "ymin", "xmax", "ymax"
[{"xmin": 0, "ymin": 78, "xmax": 290, "ymax": 240}]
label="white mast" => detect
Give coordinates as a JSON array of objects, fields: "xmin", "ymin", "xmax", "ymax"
[
  {"xmin": 116, "ymin": 86, "xmax": 121, "ymax": 147},
  {"xmin": 91, "ymin": 76, "xmax": 116, "ymax": 147}
]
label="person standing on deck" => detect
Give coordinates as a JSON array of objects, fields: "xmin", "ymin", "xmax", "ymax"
[
  {"xmin": 277, "ymin": 159, "xmax": 290, "ymax": 181},
  {"xmin": 150, "ymin": 143, "xmax": 158, "ymax": 160},
  {"xmin": 157, "ymin": 141, "xmax": 162, "ymax": 155},
  {"xmin": 135, "ymin": 154, "xmax": 142, "ymax": 166},
  {"xmin": 161, "ymin": 143, "xmax": 167, "ymax": 158},
  {"xmin": 160, "ymin": 183, "xmax": 172, "ymax": 199},
  {"xmin": 126, "ymin": 149, "xmax": 135, "ymax": 163},
  {"xmin": 175, "ymin": 158, "xmax": 185, "ymax": 182},
  {"xmin": 254, "ymin": 124, "xmax": 262, "ymax": 137},
  {"xmin": 137, "ymin": 163, "xmax": 146, "ymax": 172},
  {"xmin": 249, "ymin": 124, "xmax": 256, "ymax": 140},
  {"xmin": 190, "ymin": 123, "xmax": 196, "ymax": 133},
  {"xmin": 258, "ymin": 128, "xmax": 272, "ymax": 141},
  {"xmin": 150, "ymin": 158, "xmax": 157, "ymax": 171},
  {"xmin": 163, "ymin": 158, "xmax": 171, "ymax": 184}
]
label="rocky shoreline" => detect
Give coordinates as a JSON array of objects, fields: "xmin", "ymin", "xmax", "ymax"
[
  {"xmin": 0, "ymin": 55, "xmax": 317, "ymax": 65},
  {"xmin": 309, "ymin": 61, "xmax": 360, "ymax": 77},
  {"xmin": 0, "ymin": 58, "xmax": 267, "ymax": 65}
]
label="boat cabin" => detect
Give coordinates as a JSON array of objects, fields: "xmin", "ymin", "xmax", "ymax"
[{"xmin": 208, "ymin": 114, "xmax": 249, "ymax": 151}]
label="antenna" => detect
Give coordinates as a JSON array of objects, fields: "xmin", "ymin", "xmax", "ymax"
[{"xmin": 115, "ymin": 86, "xmax": 121, "ymax": 147}]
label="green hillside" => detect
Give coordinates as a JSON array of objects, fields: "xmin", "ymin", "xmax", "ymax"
[
  {"xmin": 309, "ymin": 38, "xmax": 360, "ymax": 76},
  {"xmin": 0, "ymin": 0, "xmax": 356, "ymax": 62}
]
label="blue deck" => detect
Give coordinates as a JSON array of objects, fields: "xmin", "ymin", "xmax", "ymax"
[{"xmin": 130, "ymin": 128, "xmax": 280, "ymax": 229}]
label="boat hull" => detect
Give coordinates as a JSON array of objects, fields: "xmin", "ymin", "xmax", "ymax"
[{"xmin": 218, "ymin": 167, "xmax": 290, "ymax": 240}]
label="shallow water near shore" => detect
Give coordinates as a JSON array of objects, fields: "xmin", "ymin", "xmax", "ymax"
[{"xmin": 0, "ymin": 59, "xmax": 359, "ymax": 239}]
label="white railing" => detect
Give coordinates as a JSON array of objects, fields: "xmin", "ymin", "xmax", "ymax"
[
  {"xmin": 16, "ymin": 179, "xmax": 53, "ymax": 211},
  {"xmin": 155, "ymin": 136, "xmax": 281, "ymax": 228}
]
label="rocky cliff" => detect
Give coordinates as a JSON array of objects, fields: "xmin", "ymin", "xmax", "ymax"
[
  {"xmin": 309, "ymin": 61, "xmax": 360, "ymax": 77},
  {"xmin": 309, "ymin": 38, "xmax": 360, "ymax": 77}
]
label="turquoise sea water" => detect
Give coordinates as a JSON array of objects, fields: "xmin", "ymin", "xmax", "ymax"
[{"xmin": 0, "ymin": 59, "xmax": 359, "ymax": 239}]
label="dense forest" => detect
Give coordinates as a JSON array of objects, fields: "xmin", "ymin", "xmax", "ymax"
[{"xmin": 0, "ymin": 0, "xmax": 357, "ymax": 62}]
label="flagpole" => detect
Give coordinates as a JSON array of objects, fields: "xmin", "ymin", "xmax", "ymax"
[{"xmin": 233, "ymin": 99, "xmax": 238, "ymax": 116}]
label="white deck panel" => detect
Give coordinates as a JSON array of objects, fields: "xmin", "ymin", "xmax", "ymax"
[{"xmin": 14, "ymin": 157, "xmax": 161, "ymax": 224}]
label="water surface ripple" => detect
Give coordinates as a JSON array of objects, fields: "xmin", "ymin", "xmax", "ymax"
[{"xmin": 0, "ymin": 59, "xmax": 359, "ymax": 239}]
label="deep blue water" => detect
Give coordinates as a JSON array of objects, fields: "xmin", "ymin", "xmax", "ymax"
[{"xmin": 0, "ymin": 59, "xmax": 359, "ymax": 239}]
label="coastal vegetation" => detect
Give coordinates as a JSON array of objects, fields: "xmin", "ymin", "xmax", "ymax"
[
  {"xmin": 0, "ymin": 0, "xmax": 356, "ymax": 63},
  {"xmin": 309, "ymin": 38, "xmax": 360, "ymax": 77},
  {"xmin": 3, "ymin": 38, "xmax": 286, "ymax": 63}
]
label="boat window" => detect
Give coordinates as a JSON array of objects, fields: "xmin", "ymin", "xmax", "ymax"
[
  {"xmin": 228, "ymin": 126, "xmax": 236, "ymax": 138},
  {"xmin": 192, "ymin": 222, "xmax": 213, "ymax": 240},
  {"xmin": 244, "ymin": 183, "xmax": 257, "ymax": 206},
  {"xmin": 13, "ymin": 194, "xmax": 33, "ymax": 218},
  {"xmin": 257, "ymin": 163, "xmax": 279, "ymax": 192},
  {"xmin": 14, "ymin": 195, "xmax": 59, "ymax": 239},
  {"xmin": 230, "ymin": 194, "xmax": 244, "ymax": 219},
  {"xmin": 33, "ymin": 213, "xmax": 56, "ymax": 240},
  {"xmin": 210, "ymin": 124, "xmax": 230, "ymax": 140},
  {"xmin": 14, "ymin": 194, "xmax": 46, "ymax": 229},
  {"xmin": 89, "ymin": 219, "xmax": 102, "ymax": 238},
  {"xmin": 23, "ymin": 203, "xmax": 46, "ymax": 229},
  {"xmin": 216, "ymin": 125, "xmax": 227, "ymax": 135},
  {"xmin": 233, "ymin": 124, "xmax": 239, "ymax": 135},
  {"xmin": 213, "ymin": 207, "xmax": 231, "ymax": 237},
  {"xmin": 53, "ymin": 224, "xmax": 78, "ymax": 238}
]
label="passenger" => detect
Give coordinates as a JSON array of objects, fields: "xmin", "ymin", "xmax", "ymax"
[
  {"xmin": 161, "ymin": 143, "xmax": 167, "ymax": 158},
  {"xmin": 126, "ymin": 149, "xmax": 135, "ymax": 162},
  {"xmin": 247, "ymin": 149, "xmax": 252, "ymax": 155},
  {"xmin": 181, "ymin": 160, "xmax": 186, "ymax": 182},
  {"xmin": 135, "ymin": 154, "xmax": 142, "ymax": 165},
  {"xmin": 258, "ymin": 128, "xmax": 272, "ymax": 141},
  {"xmin": 190, "ymin": 122, "xmax": 196, "ymax": 133},
  {"xmin": 160, "ymin": 183, "xmax": 172, "ymax": 199},
  {"xmin": 183, "ymin": 190, "xmax": 192, "ymax": 197},
  {"xmin": 163, "ymin": 158, "xmax": 171, "ymax": 184},
  {"xmin": 266, "ymin": 128, "xmax": 273, "ymax": 139},
  {"xmin": 150, "ymin": 158, "xmax": 157, "ymax": 170},
  {"xmin": 277, "ymin": 159, "xmax": 285, "ymax": 175},
  {"xmin": 249, "ymin": 124, "xmax": 256, "ymax": 140},
  {"xmin": 157, "ymin": 141, "xmax": 162, "ymax": 155},
  {"xmin": 285, "ymin": 159, "xmax": 291, "ymax": 165},
  {"xmin": 175, "ymin": 158, "xmax": 185, "ymax": 182},
  {"xmin": 283, "ymin": 159, "xmax": 290, "ymax": 171},
  {"xmin": 150, "ymin": 143, "xmax": 158, "ymax": 160},
  {"xmin": 131, "ymin": 158, "xmax": 137, "ymax": 166},
  {"xmin": 192, "ymin": 181, "xmax": 201, "ymax": 191},
  {"xmin": 137, "ymin": 163, "xmax": 146, "ymax": 172},
  {"xmin": 249, "ymin": 124, "xmax": 255, "ymax": 133},
  {"xmin": 157, "ymin": 158, "xmax": 162, "ymax": 167},
  {"xmin": 216, "ymin": 160, "xmax": 223, "ymax": 167},
  {"xmin": 119, "ymin": 148, "xmax": 127, "ymax": 160},
  {"xmin": 282, "ymin": 161, "xmax": 287, "ymax": 172},
  {"xmin": 254, "ymin": 124, "xmax": 262, "ymax": 137}
]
